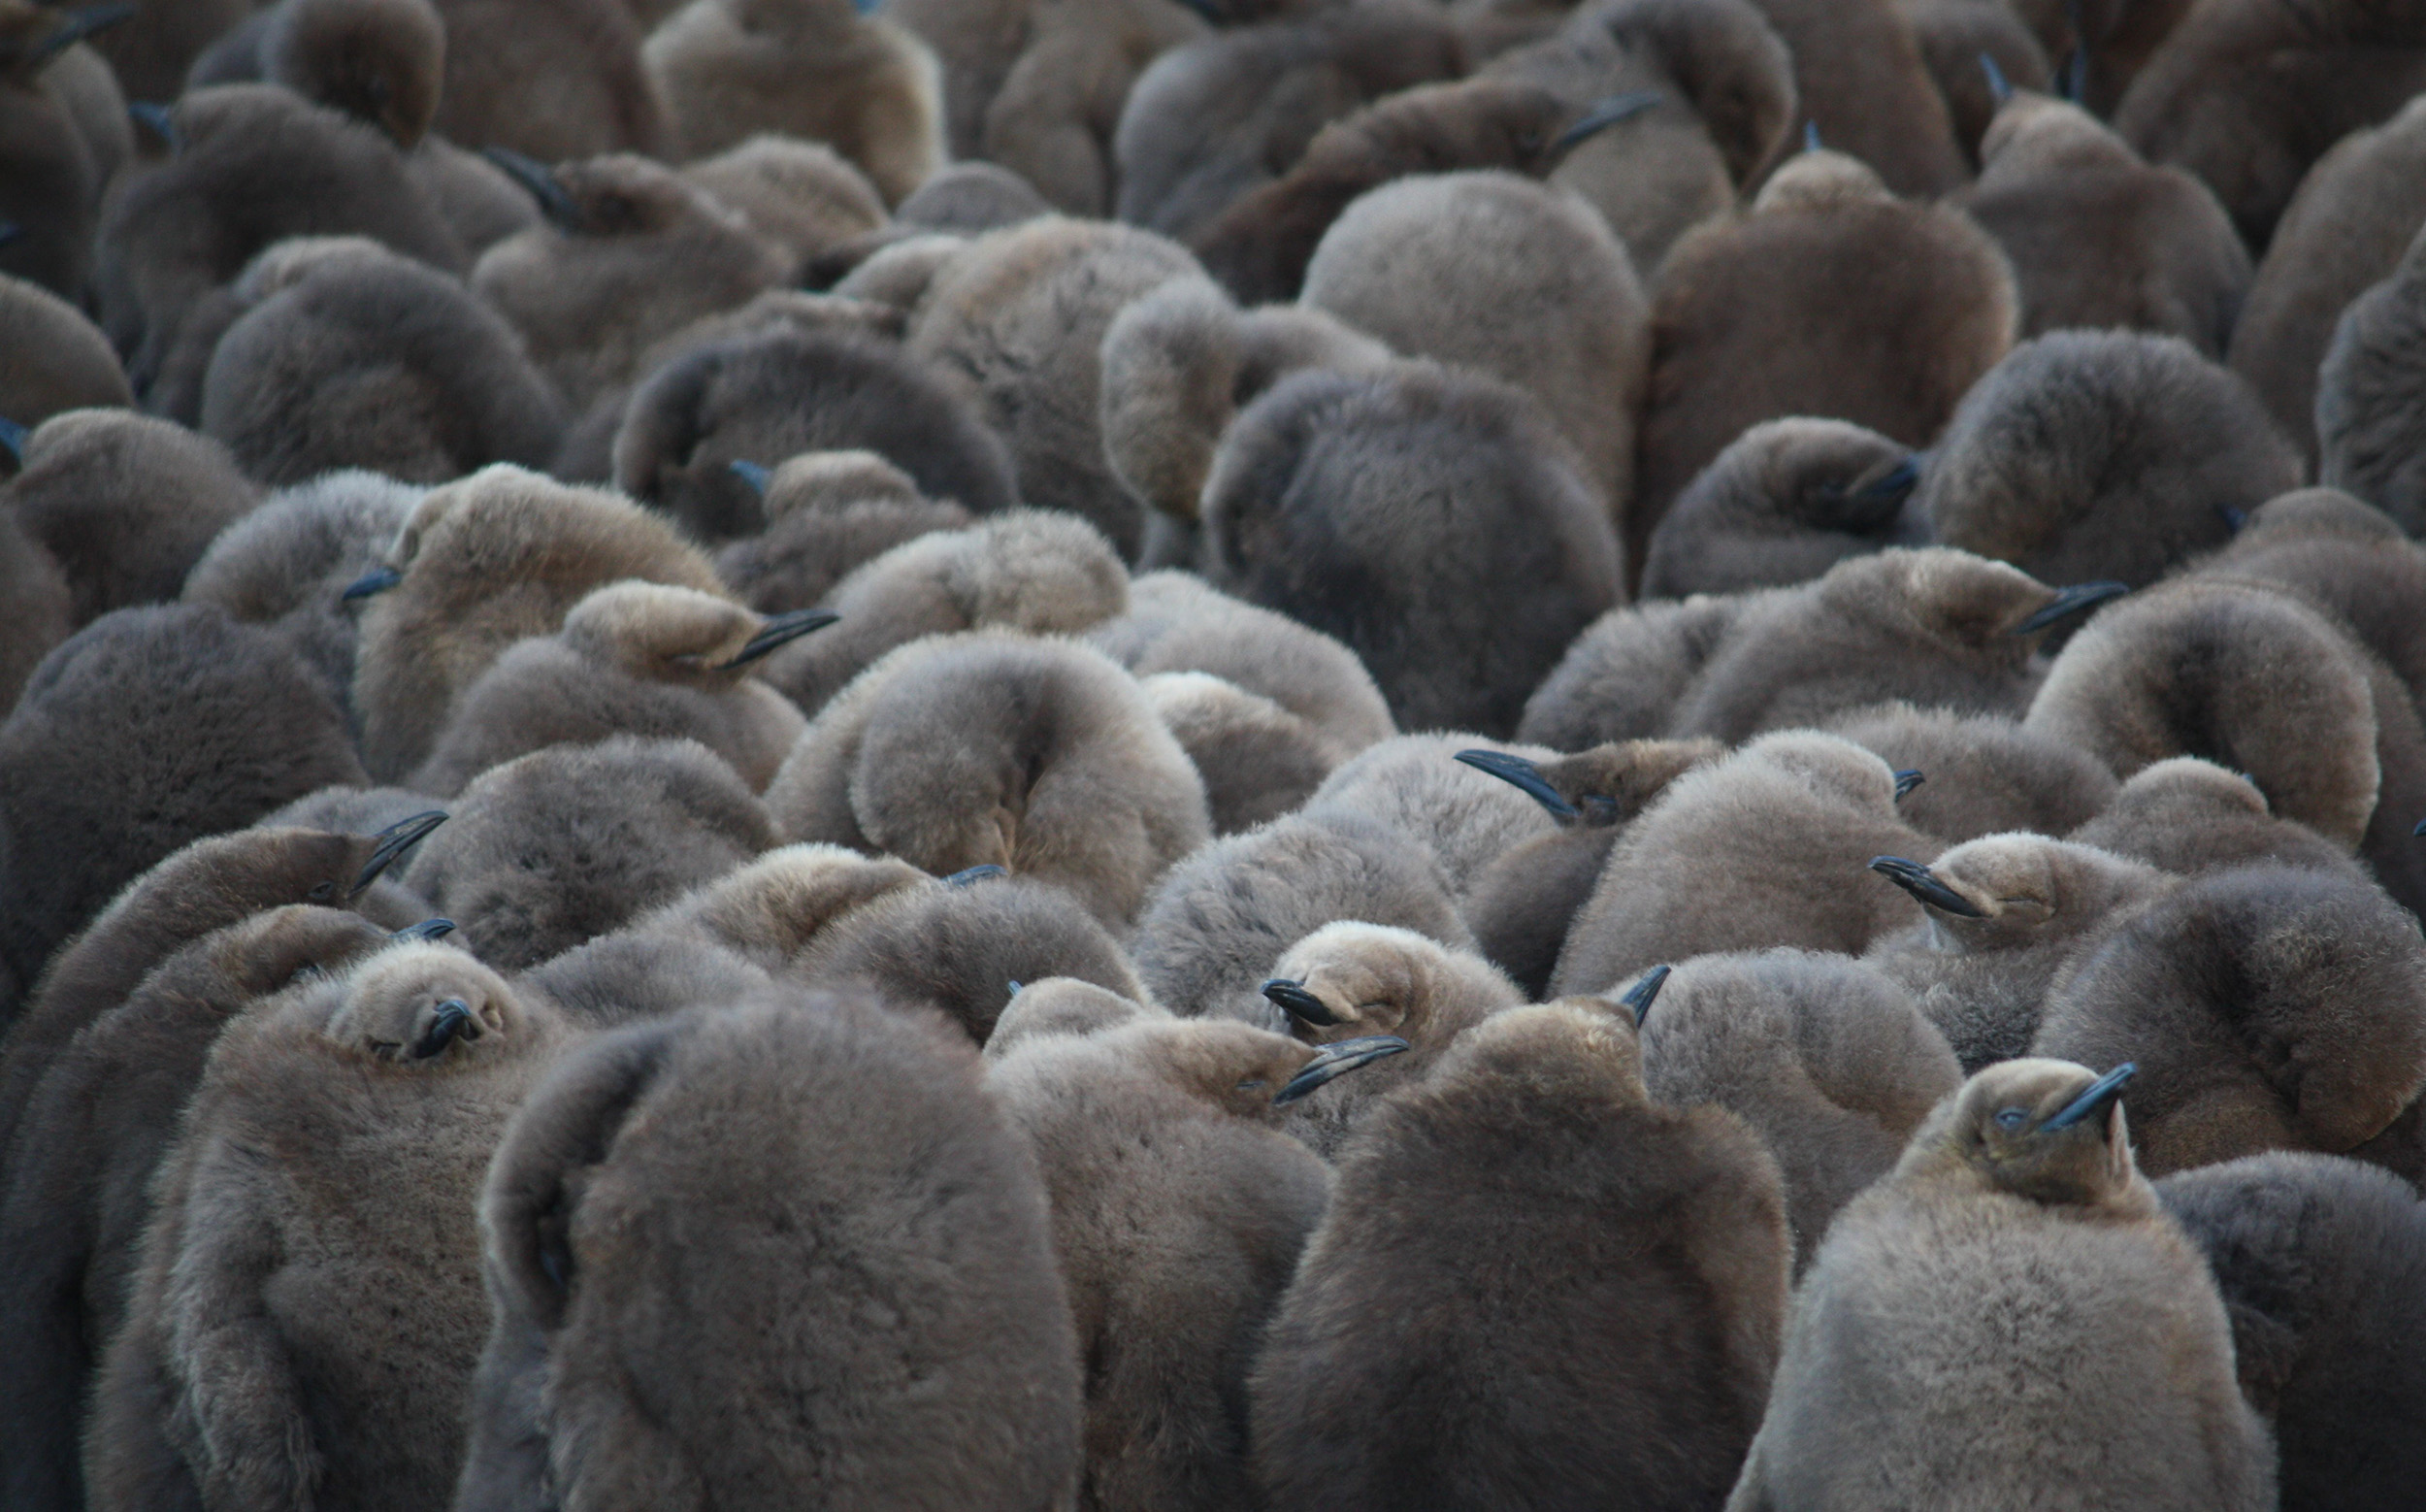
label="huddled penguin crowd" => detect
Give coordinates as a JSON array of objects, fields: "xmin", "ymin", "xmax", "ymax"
[{"xmin": 6, "ymin": 0, "xmax": 2426, "ymax": 1505}]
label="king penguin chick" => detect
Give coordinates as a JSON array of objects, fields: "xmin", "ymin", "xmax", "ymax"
[
  {"xmin": 1199, "ymin": 360, "xmax": 1623, "ymax": 736},
  {"xmin": 769, "ymin": 632, "xmax": 1209, "ymax": 930},
  {"xmin": 985, "ymin": 974, "xmax": 1164, "ymax": 1054},
  {"xmin": 753, "ymin": 509, "xmax": 1127, "ymax": 715},
  {"xmin": 425, "ymin": 0, "xmax": 666, "ymax": 161},
  {"xmin": 2067, "ymin": 756, "xmax": 2370, "ymax": 883},
  {"xmin": 1299, "ymin": 169, "xmax": 1649, "ymax": 512},
  {"xmin": 1862, "ymin": 833, "xmax": 2175, "ymax": 1070},
  {"xmin": 1919, "ymin": 328, "xmax": 2302, "ymax": 591},
  {"xmin": 197, "ymin": 236, "xmax": 567, "ymax": 486},
  {"xmin": 1726, "ymin": 1058, "xmax": 2276, "ymax": 1510},
  {"xmin": 2228, "ymin": 95, "xmax": 2426, "ymax": 468},
  {"xmin": 346, "ymin": 463, "xmax": 727, "ymax": 782},
  {"xmin": 470, "ymin": 150, "xmax": 789, "ymax": 411},
  {"xmin": 451, "ymin": 988, "xmax": 1083, "ymax": 1512},
  {"xmin": 1254, "ymin": 994, "xmax": 1791, "ymax": 1510},
  {"xmin": 2186, "ymin": 486, "xmax": 2426, "ymax": 701},
  {"xmin": 1300, "ymin": 733, "xmax": 1573, "ymax": 904},
  {"xmin": 680, "ymin": 134, "xmax": 889, "ymax": 268},
  {"xmin": 1641, "ymin": 949, "xmax": 1962, "ymax": 1263},
  {"xmin": 1824, "ymin": 702, "xmax": 2119, "ymax": 843},
  {"xmin": 2032, "ymin": 863, "xmax": 2426, "ymax": 1180},
  {"xmin": 0, "ymin": 272, "xmax": 133, "ymax": 426},
  {"xmin": 0, "ymin": 607, "xmax": 365, "ymax": 1006},
  {"xmin": 1899, "ymin": 0, "xmax": 2052, "ymax": 167},
  {"xmin": 0, "ymin": 1, "xmax": 136, "ymax": 304},
  {"xmin": 1639, "ymin": 417, "xmax": 1924, "ymax": 600},
  {"xmin": 82, "ymin": 941, "xmax": 566, "ymax": 1512},
  {"xmin": 2156, "ymin": 1152, "xmax": 2426, "ymax": 1512},
  {"xmin": 403, "ymin": 736, "xmax": 772, "ymax": 970},
  {"xmin": 1553, "ymin": 731, "xmax": 1941, "ymax": 996},
  {"xmin": 1134, "ymin": 671, "xmax": 1344, "ymax": 834},
  {"xmin": 2316, "ymin": 218, "xmax": 2426, "ymax": 536},
  {"xmin": 410, "ymin": 580, "xmax": 828, "ymax": 795},
  {"xmin": 989, "ymin": 1014, "xmax": 1390, "ymax": 1510},
  {"xmin": 1957, "ymin": 86, "xmax": 2249, "ymax": 356},
  {"xmin": 1740, "ymin": 0, "xmax": 1968, "ymax": 195},
  {"xmin": 193, "ymin": 0, "xmax": 445, "ymax": 154},
  {"xmin": 644, "ymin": 0, "xmax": 943, "ymax": 204},
  {"xmin": 1632, "ymin": 148, "xmax": 2016, "ymax": 571},
  {"xmin": 713, "ymin": 448, "xmax": 975, "ymax": 613},
  {"xmin": 1459, "ymin": 739, "xmax": 1722, "ymax": 996},
  {"xmin": 1256, "ymin": 920, "xmax": 1524, "ymax": 1155}
]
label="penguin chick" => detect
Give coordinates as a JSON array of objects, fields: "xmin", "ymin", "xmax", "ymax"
[
  {"xmin": 2113, "ymin": 0, "xmax": 2426, "ymax": 249},
  {"xmin": 1300, "ymin": 169, "xmax": 1650, "ymax": 511},
  {"xmin": 1303, "ymin": 733, "xmax": 1572, "ymax": 904},
  {"xmin": 0, "ymin": 272, "xmax": 133, "ymax": 426},
  {"xmin": 1727, "ymin": 1058, "xmax": 2276, "ymax": 1510},
  {"xmin": 969, "ymin": 0, "xmax": 1210, "ymax": 216},
  {"xmin": 197, "ymin": 237, "xmax": 566, "ymax": 486},
  {"xmin": 0, "ymin": 2, "xmax": 126, "ymax": 305},
  {"xmin": 411, "ymin": 581, "xmax": 827, "ymax": 796},
  {"xmin": 2067, "ymin": 756, "xmax": 2369, "ymax": 885},
  {"xmin": 1255, "ymin": 995, "xmax": 1790, "ymax": 1510},
  {"xmin": 1900, "ymin": 0, "xmax": 2051, "ymax": 166},
  {"xmin": 1633, "ymin": 148, "xmax": 2016, "ymax": 571},
  {"xmin": 2032, "ymin": 864, "xmax": 2426, "ymax": 1179},
  {"xmin": 1553, "ymin": 731, "xmax": 1941, "ymax": 996},
  {"xmin": 613, "ymin": 325, "xmax": 1016, "ymax": 544},
  {"xmin": 754, "ymin": 509, "xmax": 1127, "ymax": 715},
  {"xmin": 1199, "ymin": 361, "xmax": 1623, "ymax": 736},
  {"xmin": 3, "ymin": 409, "xmax": 259, "ymax": 626},
  {"xmin": 1958, "ymin": 89, "xmax": 2249, "ymax": 356},
  {"xmin": 1642, "ymin": 949, "xmax": 1961, "ymax": 1262},
  {"xmin": 2188, "ymin": 486, "xmax": 2426, "ymax": 702},
  {"xmin": 904, "ymin": 216, "xmax": 1201, "ymax": 558},
  {"xmin": 425, "ymin": 0, "xmax": 666, "ymax": 160},
  {"xmin": 180, "ymin": 469, "xmax": 417, "ymax": 712},
  {"xmin": 2156, "ymin": 1152, "xmax": 2426, "ymax": 1512},
  {"xmin": 1824, "ymin": 701, "xmax": 2120, "ymax": 844},
  {"xmin": 645, "ymin": 0, "xmax": 943, "ymax": 204},
  {"xmin": 1088, "ymin": 569, "xmax": 1395, "ymax": 761},
  {"xmin": 0, "ymin": 904, "xmax": 397, "ymax": 1512},
  {"xmin": 0, "ymin": 607, "xmax": 365, "ymax": 1008},
  {"xmin": 347, "ymin": 463, "xmax": 727, "ymax": 782},
  {"xmin": 989, "ymin": 1015, "xmax": 1369, "ymax": 1510},
  {"xmin": 83, "ymin": 941, "xmax": 564, "ymax": 1512},
  {"xmin": 770, "ymin": 632, "xmax": 1209, "ymax": 930},
  {"xmin": 470, "ymin": 150, "xmax": 789, "ymax": 411},
  {"xmin": 615, "ymin": 840, "xmax": 927, "ymax": 977},
  {"xmin": 679, "ymin": 133, "xmax": 889, "ymax": 263},
  {"xmin": 1920, "ymin": 328, "xmax": 2301, "ymax": 591},
  {"xmin": 1639, "ymin": 416, "xmax": 1924, "ymax": 599},
  {"xmin": 1515, "ymin": 587, "xmax": 1765, "ymax": 751},
  {"xmin": 452, "ymin": 989, "xmax": 1082, "ymax": 1512},
  {"xmin": 1130, "ymin": 805, "xmax": 1472, "ymax": 1025},
  {"xmin": 1863, "ymin": 834, "xmax": 2175, "ymax": 1070},
  {"xmin": 1460, "ymin": 739, "xmax": 1722, "ymax": 997},
  {"xmin": 1258, "ymin": 920, "xmax": 1524, "ymax": 1154},
  {"xmin": 2229, "ymin": 95, "xmax": 2426, "ymax": 468},
  {"xmin": 246, "ymin": 0, "xmax": 447, "ymax": 149},
  {"xmin": 401, "ymin": 737, "xmax": 770, "ymax": 970},
  {"xmin": 1140, "ymin": 671, "xmax": 1341, "ymax": 835},
  {"xmin": 1187, "ymin": 78, "xmax": 1631, "ymax": 306},
  {"xmin": 713, "ymin": 448, "xmax": 975, "ymax": 614},
  {"xmin": 1742, "ymin": 0, "xmax": 1969, "ymax": 195},
  {"xmin": 2316, "ymin": 219, "xmax": 2426, "ymax": 536},
  {"xmin": 1097, "ymin": 275, "xmax": 1394, "ymax": 567},
  {"xmin": 985, "ymin": 974, "xmax": 1164, "ymax": 1055}
]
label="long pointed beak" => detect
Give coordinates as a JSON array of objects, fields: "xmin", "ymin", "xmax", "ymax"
[
  {"xmin": 1262, "ymin": 978, "xmax": 1343, "ymax": 1028},
  {"xmin": 354, "ymin": 809, "xmax": 447, "ymax": 894},
  {"xmin": 481, "ymin": 147, "xmax": 581, "ymax": 232},
  {"xmin": 1803, "ymin": 119, "xmax": 1822, "ymax": 152},
  {"xmin": 0, "ymin": 415, "xmax": 24, "ymax": 468},
  {"xmin": 945, "ymin": 864, "xmax": 1006, "ymax": 887},
  {"xmin": 719, "ymin": 608, "xmax": 838, "ymax": 669},
  {"xmin": 1554, "ymin": 90, "xmax": 1662, "ymax": 153},
  {"xmin": 729, "ymin": 459, "xmax": 772, "ymax": 496},
  {"xmin": 2014, "ymin": 580, "xmax": 2128, "ymax": 636},
  {"xmin": 1619, "ymin": 964, "xmax": 1670, "ymax": 1026},
  {"xmin": 1869, "ymin": 856, "xmax": 1985, "ymax": 918},
  {"xmin": 341, "ymin": 564, "xmax": 403, "ymax": 602},
  {"xmin": 1893, "ymin": 769, "xmax": 1925, "ymax": 800},
  {"xmin": 1274, "ymin": 1035, "xmax": 1411, "ymax": 1104},
  {"xmin": 411, "ymin": 998, "xmax": 475, "ymax": 1060},
  {"xmin": 1979, "ymin": 51, "xmax": 2013, "ymax": 103},
  {"xmin": 2042, "ymin": 1062, "xmax": 2135, "ymax": 1131},
  {"xmin": 2414, "ymin": 817, "xmax": 2426, "ymax": 838},
  {"xmin": 1853, "ymin": 455, "xmax": 1921, "ymax": 508},
  {"xmin": 392, "ymin": 917, "xmax": 457, "ymax": 941},
  {"xmin": 1456, "ymin": 748, "xmax": 1579, "ymax": 820},
  {"xmin": 35, "ymin": 2, "xmax": 137, "ymax": 65},
  {"xmin": 128, "ymin": 101, "xmax": 178, "ymax": 151}
]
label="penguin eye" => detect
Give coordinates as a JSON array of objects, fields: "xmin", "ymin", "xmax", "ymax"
[
  {"xmin": 1236, "ymin": 1079, "xmax": 1266, "ymax": 1093},
  {"xmin": 1994, "ymin": 1107, "xmax": 2029, "ymax": 1131},
  {"xmin": 307, "ymin": 880, "xmax": 337, "ymax": 902}
]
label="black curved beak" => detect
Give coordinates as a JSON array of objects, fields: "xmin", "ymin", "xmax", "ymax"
[
  {"xmin": 1553, "ymin": 90, "xmax": 1662, "ymax": 153},
  {"xmin": 1869, "ymin": 855, "xmax": 1985, "ymax": 918},
  {"xmin": 945, "ymin": 864, "xmax": 1006, "ymax": 887},
  {"xmin": 0, "ymin": 415, "xmax": 24, "ymax": 468},
  {"xmin": 2414, "ymin": 817, "xmax": 2426, "ymax": 838},
  {"xmin": 1803, "ymin": 119, "xmax": 1822, "ymax": 152},
  {"xmin": 718, "ymin": 608, "xmax": 838, "ymax": 669},
  {"xmin": 481, "ymin": 147, "xmax": 581, "ymax": 232},
  {"xmin": 341, "ymin": 564, "xmax": 403, "ymax": 602},
  {"xmin": 729, "ymin": 459, "xmax": 772, "ymax": 496},
  {"xmin": 2218, "ymin": 504, "xmax": 2248, "ymax": 534},
  {"xmin": 128, "ymin": 101, "xmax": 178, "ymax": 152},
  {"xmin": 2041, "ymin": 1062, "xmax": 2135, "ymax": 1131},
  {"xmin": 1619, "ymin": 964, "xmax": 1670, "ymax": 1027},
  {"xmin": 1456, "ymin": 748, "xmax": 1579, "ymax": 820},
  {"xmin": 410, "ymin": 998, "xmax": 475, "ymax": 1060},
  {"xmin": 354, "ymin": 809, "xmax": 447, "ymax": 893},
  {"xmin": 1979, "ymin": 51, "xmax": 2012, "ymax": 104},
  {"xmin": 1274, "ymin": 1035, "xmax": 1410, "ymax": 1104},
  {"xmin": 1262, "ymin": 977, "xmax": 1343, "ymax": 1028},
  {"xmin": 1893, "ymin": 768, "xmax": 1925, "ymax": 800},
  {"xmin": 1854, "ymin": 454, "xmax": 1921, "ymax": 507},
  {"xmin": 2060, "ymin": 0, "xmax": 2087, "ymax": 101},
  {"xmin": 392, "ymin": 917, "xmax": 457, "ymax": 941},
  {"xmin": 2014, "ymin": 580, "xmax": 2128, "ymax": 636}
]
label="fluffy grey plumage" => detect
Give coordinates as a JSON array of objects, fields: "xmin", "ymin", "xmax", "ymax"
[
  {"xmin": 1639, "ymin": 417, "xmax": 1924, "ymax": 600},
  {"xmin": 1137, "ymin": 671, "xmax": 1342, "ymax": 836},
  {"xmin": 0, "ymin": 495, "xmax": 69, "ymax": 715},
  {"xmin": 425, "ymin": 0, "xmax": 666, "ymax": 160},
  {"xmin": 0, "ymin": 271, "xmax": 132, "ymax": 426},
  {"xmin": 2068, "ymin": 756, "xmax": 2371, "ymax": 882},
  {"xmin": 713, "ymin": 449, "xmax": 977, "ymax": 615},
  {"xmin": 1823, "ymin": 702, "xmax": 2119, "ymax": 844},
  {"xmin": 1303, "ymin": 733, "xmax": 1565, "ymax": 904},
  {"xmin": 2317, "ymin": 219, "xmax": 2426, "ymax": 536}
]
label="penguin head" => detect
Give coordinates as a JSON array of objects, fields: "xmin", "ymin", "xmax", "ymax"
[
  {"xmin": 1262, "ymin": 922, "xmax": 1514, "ymax": 1045},
  {"xmin": 1127, "ymin": 1017, "xmax": 1409, "ymax": 1120},
  {"xmin": 1941, "ymin": 1058, "xmax": 2138, "ymax": 1206},
  {"xmin": 1869, "ymin": 835, "xmax": 2162, "ymax": 953},
  {"xmin": 322, "ymin": 940, "xmax": 523, "ymax": 1065}
]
